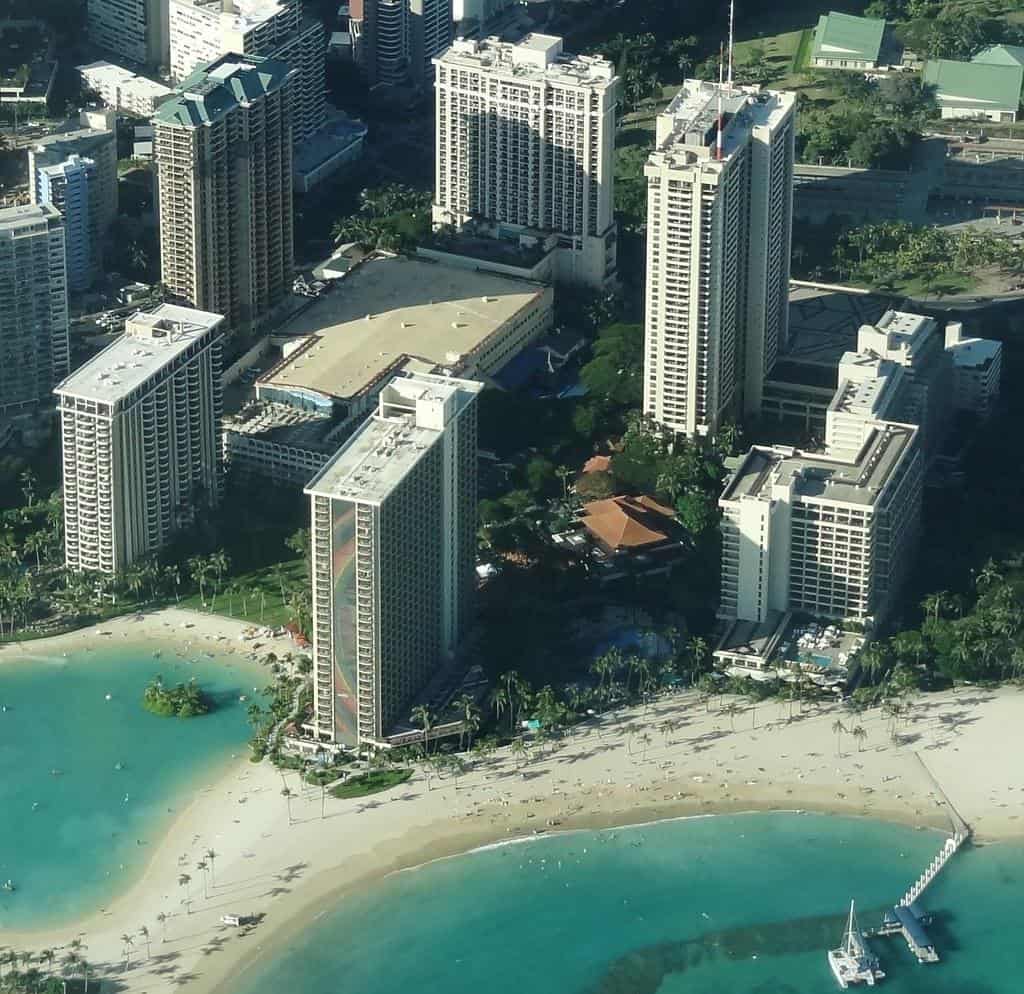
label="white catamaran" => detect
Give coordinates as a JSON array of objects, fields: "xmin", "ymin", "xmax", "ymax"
[{"xmin": 828, "ymin": 900, "xmax": 886, "ymax": 988}]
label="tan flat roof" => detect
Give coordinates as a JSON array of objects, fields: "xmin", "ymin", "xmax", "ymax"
[{"xmin": 263, "ymin": 254, "xmax": 547, "ymax": 401}]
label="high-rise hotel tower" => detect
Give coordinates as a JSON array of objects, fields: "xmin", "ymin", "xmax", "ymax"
[
  {"xmin": 55, "ymin": 305, "xmax": 224, "ymax": 574},
  {"xmin": 305, "ymin": 372, "xmax": 482, "ymax": 748},
  {"xmin": 643, "ymin": 80, "xmax": 795, "ymax": 436},
  {"xmin": 433, "ymin": 34, "xmax": 618, "ymax": 289}
]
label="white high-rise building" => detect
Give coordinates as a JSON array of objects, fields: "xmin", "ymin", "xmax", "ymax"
[
  {"xmin": 55, "ymin": 305, "xmax": 225, "ymax": 575},
  {"xmin": 432, "ymin": 35, "xmax": 618, "ymax": 289},
  {"xmin": 305, "ymin": 372, "xmax": 482, "ymax": 747},
  {"xmin": 643, "ymin": 80, "xmax": 795, "ymax": 436},
  {"xmin": 0, "ymin": 204, "xmax": 68, "ymax": 416},
  {"xmin": 718, "ymin": 420, "xmax": 922, "ymax": 626},
  {"xmin": 168, "ymin": 0, "xmax": 326, "ymax": 142},
  {"xmin": 87, "ymin": 0, "xmax": 167, "ymax": 68},
  {"xmin": 29, "ymin": 123, "xmax": 118, "ymax": 292},
  {"xmin": 155, "ymin": 54, "xmax": 296, "ymax": 334}
]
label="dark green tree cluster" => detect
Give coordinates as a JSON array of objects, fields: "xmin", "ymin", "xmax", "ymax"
[
  {"xmin": 798, "ymin": 75, "xmax": 936, "ymax": 170},
  {"xmin": 856, "ymin": 561, "xmax": 1024, "ymax": 700},
  {"xmin": 331, "ymin": 184, "xmax": 431, "ymax": 252},
  {"xmin": 142, "ymin": 676, "xmax": 212, "ymax": 718},
  {"xmin": 820, "ymin": 220, "xmax": 1024, "ymax": 290},
  {"xmin": 898, "ymin": 5, "xmax": 1019, "ymax": 60}
]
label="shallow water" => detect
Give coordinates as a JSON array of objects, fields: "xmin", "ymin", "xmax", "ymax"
[
  {"xmin": 230, "ymin": 812, "xmax": 1024, "ymax": 994},
  {"xmin": 0, "ymin": 640, "xmax": 265, "ymax": 930}
]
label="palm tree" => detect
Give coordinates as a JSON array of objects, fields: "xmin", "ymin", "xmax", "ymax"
[
  {"xmin": 120, "ymin": 933, "xmax": 135, "ymax": 968},
  {"xmin": 205, "ymin": 848, "xmax": 218, "ymax": 887},
  {"xmin": 187, "ymin": 556, "xmax": 210, "ymax": 604},
  {"xmin": 410, "ymin": 704, "xmax": 433, "ymax": 758},
  {"xmin": 510, "ymin": 735, "xmax": 529, "ymax": 770},
  {"xmin": 281, "ymin": 786, "xmax": 295, "ymax": 825},
  {"xmin": 499, "ymin": 670, "xmax": 524, "ymax": 733},
  {"xmin": 831, "ymin": 719, "xmax": 846, "ymax": 757},
  {"xmin": 38, "ymin": 950, "xmax": 55, "ymax": 978},
  {"xmin": 178, "ymin": 872, "xmax": 192, "ymax": 911},
  {"xmin": 19, "ymin": 468, "xmax": 37, "ymax": 507},
  {"xmin": 61, "ymin": 952, "xmax": 80, "ymax": 987},
  {"xmin": 688, "ymin": 636, "xmax": 710, "ymax": 676},
  {"xmin": 196, "ymin": 859, "xmax": 209, "ymax": 899},
  {"xmin": 454, "ymin": 693, "xmax": 480, "ymax": 750},
  {"xmin": 852, "ymin": 725, "xmax": 868, "ymax": 752},
  {"xmin": 156, "ymin": 911, "xmax": 168, "ymax": 943},
  {"xmin": 638, "ymin": 731, "xmax": 653, "ymax": 763}
]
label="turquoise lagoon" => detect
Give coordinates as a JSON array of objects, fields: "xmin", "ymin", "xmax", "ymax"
[
  {"xmin": 231, "ymin": 813, "xmax": 1023, "ymax": 994},
  {"xmin": 0, "ymin": 641, "xmax": 264, "ymax": 930}
]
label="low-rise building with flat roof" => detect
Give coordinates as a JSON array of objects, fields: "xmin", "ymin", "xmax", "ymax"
[
  {"xmin": 259, "ymin": 253, "xmax": 553, "ymax": 430},
  {"xmin": 78, "ymin": 61, "xmax": 174, "ymax": 117},
  {"xmin": 222, "ymin": 401, "xmax": 341, "ymax": 487},
  {"xmin": 55, "ymin": 304, "xmax": 225, "ymax": 573},
  {"xmin": 923, "ymin": 58, "xmax": 1022, "ymax": 122},
  {"xmin": 811, "ymin": 12, "xmax": 886, "ymax": 70}
]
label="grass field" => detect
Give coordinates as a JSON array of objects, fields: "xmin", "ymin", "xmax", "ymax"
[
  {"xmin": 329, "ymin": 768, "xmax": 413, "ymax": 799},
  {"xmin": 177, "ymin": 557, "xmax": 306, "ymax": 628}
]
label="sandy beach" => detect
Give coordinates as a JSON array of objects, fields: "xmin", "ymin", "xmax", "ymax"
[
  {"xmin": 2, "ymin": 611, "xmax": 1022, "ymax": 994},
  {"xmin": 0, "ymin": 607, "xmax": 296, "ymax": 665}
]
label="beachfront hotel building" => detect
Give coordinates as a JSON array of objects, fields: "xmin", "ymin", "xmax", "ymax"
[
  {"xmin": 432, "ymin": 35, "xmax": 619, "ymax": 289},
  {"xmin": 168, "ymin": 0, "xmax": 326, "ymax": 142},
  {"xmin": 55, "ymin": 305, "xmax": 225, "ymax": 574},
  {"xmin": 718, "ymin": 416, "xmax": 922, "ymax": 627},
  {"xmin": 0, "ymin": 204, "xmax": 69, "ymax": 416},
  {"xmin": 155, "ymin": 54, "xmax": 296, "ymax": 335},
  {"xmin": 642, "ymin": 80, "xmax": 795, "ymax": 437},
  {"xmin": 305, "ymin": 372, "xmax": 482, "ymax": 747}
]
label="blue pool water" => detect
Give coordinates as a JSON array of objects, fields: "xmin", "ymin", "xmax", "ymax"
[
  {"xmin": 228, "ymin": 813, "xmax": 1024, "ymax": 994},
  {"xmin": 0, "ymin": 640, "xmax": 265, "ymax": 930}
]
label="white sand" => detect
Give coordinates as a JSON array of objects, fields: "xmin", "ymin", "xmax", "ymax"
[{"xmin": 2, "ymin": 616, "xmax": 1022, "ymax": 994}]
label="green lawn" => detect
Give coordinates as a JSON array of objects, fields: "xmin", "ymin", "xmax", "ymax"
[
  {"xmin": 177, "ymin": 557, "xmax": 306, "ymax": 628},
  {"xmin": 329, "ymin": 768, "xmax": 413, "ymax": 799}
]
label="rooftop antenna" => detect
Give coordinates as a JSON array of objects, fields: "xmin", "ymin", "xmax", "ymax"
[
  {"xmin": 727, "ymin": 0, "xmax": 735, "ymax": 87},
  {"xmin": 716, "ymin": 44, "xmax": 724, "ymax": 162}
]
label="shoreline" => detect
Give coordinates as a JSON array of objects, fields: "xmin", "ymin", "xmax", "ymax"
[
  {"xmin": 0, "ymin": 622, "xmax": 1020, "ymax": 994},
  {"xmin": 0, "ymin": 606, "xmax": 295, "ymax": 936}
]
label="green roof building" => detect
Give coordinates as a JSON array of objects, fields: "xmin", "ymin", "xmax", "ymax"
[
  {"xmin": 811, "ymin": 11, "xmax": 886, "ymax": 70},
  {"xmin": 155, "ymin": 55, "xmax": 298, "ymax": 333},
  {"xmin": 972, "ymin": 44, "xmax": 1024, "ymax": 70},
  {"xmin": 923, "ymin": 58, "xmax": 1022, "ymax": 122}
]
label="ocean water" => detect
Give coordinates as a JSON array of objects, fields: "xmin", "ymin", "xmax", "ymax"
[
  {"xmin": 231, "ymin": 813, "xmax": 1023, "ymax": 994},
  {"xmin": 0, "ymin": 640, "xmax": 265, "ymax": 930}
]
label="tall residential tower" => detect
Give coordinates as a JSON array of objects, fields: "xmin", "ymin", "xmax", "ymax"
[
  {"xmin": 643, "ymin": 80, "xmax": 795, "ymax": 436},
  {"xmin": 168, "ymin": 0, "xmax": 326, "ymax": 142},
  {"xmin": 29, "ymin": 122, "xmax": 118, "ymax": 292},
  {"xmin": 305, "ymin": 372, "xmax": 482, "ymax": 747},
  {"xmin": 0, "ymin": 205, "xmax": 68, "ymax": 416},
  {"xmin": 154, "ymin": 54, "xmax": 296, "ymax": 334},
  {"xmin": 432, "ymin": 35, "xmax": 618, "ymax": 289},
  {"xmin": 87, "ymin": 0, "xmax": 167, "ymax": 68},
  {"xmin": 350, "ymin": 0, "xmax": 452, "ymax": 89},
  {"xmin": 55, "ymin": 305, "xmax": 225, "ymax": 574}
]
